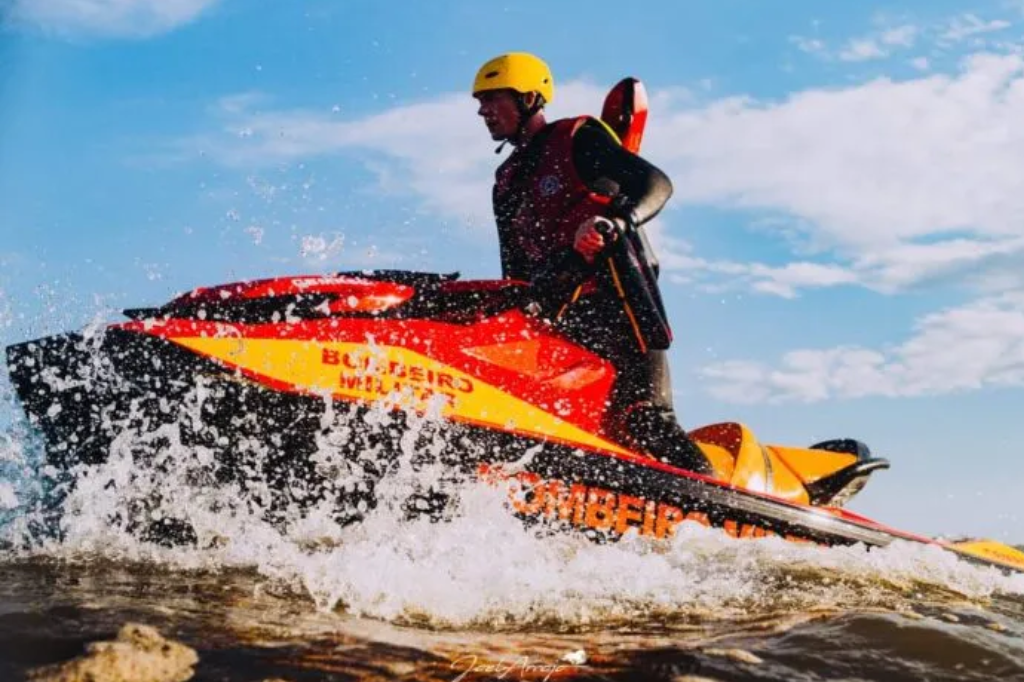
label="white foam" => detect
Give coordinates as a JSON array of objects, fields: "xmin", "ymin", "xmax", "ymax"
[
  {"xmin": 1, "ymin": 367, "xmax": 1021, "ymax": 630},
  {"xmin": 262, "ymin": 486, "xmax": 1024, "ymax": 628},
  {"xmin": 0, "ymin": 481, "xmax": 17, "ymax": 510}
]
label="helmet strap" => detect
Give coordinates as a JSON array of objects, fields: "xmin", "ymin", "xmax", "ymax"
[
  {"xmin": 492, "ymin": 92, "xmax": 545, "ymax": 154},
  {"xmin": 495, "ymin": 93, "xmax": 543, "ymax": 153}
]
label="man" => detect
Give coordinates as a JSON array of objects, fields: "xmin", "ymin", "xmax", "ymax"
[{"xmin": 472, "ymin": 52, "xmax": 713, "ymax": 475}]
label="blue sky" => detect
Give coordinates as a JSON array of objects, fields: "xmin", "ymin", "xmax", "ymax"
[{"xmin": 1, "ymin": 0, "xmax": 1023, "ymax": 540}]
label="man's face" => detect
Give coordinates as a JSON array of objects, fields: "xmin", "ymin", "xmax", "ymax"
[{"xmin": 475, "ymin": 89, "xmax": 520, "ymax": 141}]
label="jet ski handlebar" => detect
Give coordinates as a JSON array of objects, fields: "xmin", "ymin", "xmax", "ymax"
[{"xmin": 522, "ymin": 217, "xmax": 628, "ymax": 318}]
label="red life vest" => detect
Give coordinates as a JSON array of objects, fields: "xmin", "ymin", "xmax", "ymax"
[
  {"xmin": 493, "ymin": 116, "xmax": 612, "ymax": 282},
  {"xmin": 493, "ymin": 114, "xmax": 673, "ymax": 352}
]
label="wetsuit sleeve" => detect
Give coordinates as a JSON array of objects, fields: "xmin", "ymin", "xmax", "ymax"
[{"xmin": 571, "ymin": 119, "xmax": 673, "ymax": 226}]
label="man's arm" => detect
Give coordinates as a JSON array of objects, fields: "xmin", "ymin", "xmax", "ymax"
[{"xmin": 571, "ymin": 119, "xmax": 673, "ymax": 226}]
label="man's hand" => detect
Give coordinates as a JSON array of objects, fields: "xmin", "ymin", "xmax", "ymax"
[{"xmin": 574, "ymin": 216, "xmax": 620, "ymax": 263}]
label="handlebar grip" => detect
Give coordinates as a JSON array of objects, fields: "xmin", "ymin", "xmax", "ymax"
[{"xmin": 594, "ymin": 216, "xmax": 625, "ymax": 241}]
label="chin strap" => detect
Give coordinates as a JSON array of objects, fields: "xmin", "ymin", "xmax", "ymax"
[{"xmin": 495, "ymin": 94, "xmax": 544, "ymax": 154}]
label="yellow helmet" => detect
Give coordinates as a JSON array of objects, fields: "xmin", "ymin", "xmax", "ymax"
[{"xmin": 472, "ymin": 52, "xmax": 554, "ymax": 104}]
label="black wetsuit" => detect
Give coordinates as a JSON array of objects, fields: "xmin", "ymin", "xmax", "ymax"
[
  {"xmin": 496, "ymin": 119, "xmax": 712, "ymax": 474},
  {"xmin": 571, "ymin": 120, "xmax": 673, "ymax": 227}
]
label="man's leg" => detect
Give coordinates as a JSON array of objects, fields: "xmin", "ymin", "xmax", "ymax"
[
  {"xmin": 617, "ymin": 351, "xmax": 715, "ymax": 475},
  {"xmin": 555, "ymin": 294, "xmax": 714, "ymax": 475}
]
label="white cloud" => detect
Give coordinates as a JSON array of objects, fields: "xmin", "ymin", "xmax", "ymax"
[
  {"xmin": 188, "ymin": 53, "xmax": 1024, "ymax": 299},
  {"xmin": 793, "ymin": 11, "xmax": 1017, "ymax": 64},
  {"xmin": 665, "ymin": 253, "xmax": 861, "ymax": 299},
  {"xmin": 747, "ymin": 262, "xmax": 860, "ymax": 298},
  {"xmin": 881, "ymin": 25, "xmax": 919, "ymax": 47},
  {"xmin": 640, "ymin": 222, "xmax": 706, "ymax": 273},
  {"xmin": 5, "ymin": 0, "xmax": 221, "ymax": 38},
  {"xmin": 701, "ymin": 292, "xmax": 1024, "ymax": 403},
  {"xmin": 183, "ymin": 82, "xmax": 610, "ymax": 229},
  {"xmin": 646, "ymin": 51, "xmax": 1024, "ymax": 297},
  {"xmin": 854, "ymin": 236, "xmax": 1024, "ymax": 291},
  {"xmin": 833, "ymin": 23, "xmax": 919, "ymax": 62},
  {"xmin": 789, "ymin": 35, "xmax": 826, "ymax": 55},
  {"xmin": 667, "ymin": 235, "xmax": 1024, "ymax": 299},
  {"xmin": 836, "ymin": 24, "xmax": 919, "ymax": 62},
  {"xmin": 839, "ymin": 39, "xmax": 888, "ymax": 62},
  {"xmin": 941, "ymin": 14, "xmax": 1012, "ymax": 44},
  {"xmin": 649, "ymin": 52, "xmax": 1024, "ymax": 270}
]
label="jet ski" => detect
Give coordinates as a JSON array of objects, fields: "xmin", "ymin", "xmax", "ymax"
[
  {"xmin": 6, "ymin": 77, "xmax": 1023, "ymax": 574},
  {"xmin": 6, "ymin": 269, "xmax": 1024, "ymax": 573}
]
